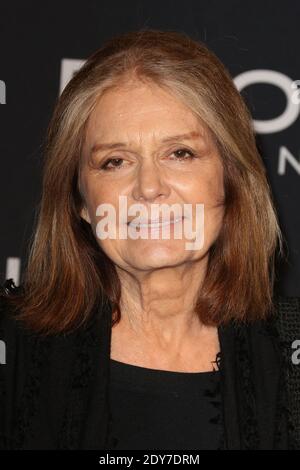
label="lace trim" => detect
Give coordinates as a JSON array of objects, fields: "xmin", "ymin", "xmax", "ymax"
[
  {"xmin": 58, "ymin": 313, "xmax": 98, "ymax": 449},
  {"xmin": 234, "ymin": 323, "xmax": 260, "ymax": 449}
]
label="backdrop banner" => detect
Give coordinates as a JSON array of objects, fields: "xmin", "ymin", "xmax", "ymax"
[{"xmin": 0, "ymin": 0, "xmax": 299, "ymax": 296}]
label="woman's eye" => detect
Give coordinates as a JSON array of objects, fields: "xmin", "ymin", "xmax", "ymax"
[
  {"xmin": 171, "ymin": 148, "xmax": 197, "ymax": 160},
  {"xmin": 100, "ymin": 148, "xmax": 197, "ymax": 171},
  {"xmin": 100, "ymin": 158, "xmax": 124, "ymax": 171}
]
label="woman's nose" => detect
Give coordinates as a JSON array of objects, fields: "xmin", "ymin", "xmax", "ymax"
[{"xmin": 132, "ymin": 161, "xmax": 169, "ymax": 202}]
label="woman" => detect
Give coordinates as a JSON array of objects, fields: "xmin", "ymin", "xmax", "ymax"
[{"xmin": 0, "ymin": 29, "xmax": 299, "ymax": 450}]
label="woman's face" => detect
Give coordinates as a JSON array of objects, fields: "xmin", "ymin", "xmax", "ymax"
[{"xmin": 79, "ymin": 80, "xmax": 225, "ymax": 274}]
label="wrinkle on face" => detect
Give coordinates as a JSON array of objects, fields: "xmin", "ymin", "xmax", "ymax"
[{"xmin": 79, "ymin": 79, "xmax": 225, "ymax": 274}]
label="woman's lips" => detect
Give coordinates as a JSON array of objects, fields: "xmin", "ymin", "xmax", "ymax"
[{"xmin": 127, "ymin": 216, "xmax": 184, "ymax": 228}]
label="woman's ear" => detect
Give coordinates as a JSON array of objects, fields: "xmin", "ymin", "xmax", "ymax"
[{"xmin": 80, "ymin": 206, "xmax": 91, "ymax": 224}]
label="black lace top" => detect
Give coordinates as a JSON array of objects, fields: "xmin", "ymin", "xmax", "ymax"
[
  {"xmin": 1, "ymin": 279, "xmax": 300, "ymax": 449},
  {"xmin": 107, "ymin": 358, "xmax": 224, "ymax": 450}
]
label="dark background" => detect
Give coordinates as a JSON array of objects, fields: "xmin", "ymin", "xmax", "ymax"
[{"xmin": 0, "ymin": 0, "xmax": 299, "ymax": 295}]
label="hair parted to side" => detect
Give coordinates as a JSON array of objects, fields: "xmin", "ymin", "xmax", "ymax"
[{"xmin": 2, "ymin": 28, "xmax": 284, "ymax": 334}]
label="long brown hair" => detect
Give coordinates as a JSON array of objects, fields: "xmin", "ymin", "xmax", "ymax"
[{"xmin": 2, "ymin": 28, "xmax": 284, "ymax": 334}]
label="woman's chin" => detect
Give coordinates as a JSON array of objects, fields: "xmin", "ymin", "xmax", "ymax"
[{"xmin": 124, "ymin": 241, "xmax": 190, "ymax": 269}]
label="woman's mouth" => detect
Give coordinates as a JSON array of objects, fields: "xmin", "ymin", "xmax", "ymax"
[{"xmin": 128, "ymin": 216, "xmax": 184, "ymax": 229}]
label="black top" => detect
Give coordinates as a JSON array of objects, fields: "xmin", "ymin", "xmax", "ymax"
[
  {"xmin": 1, "ymin": 279, "xmax": 300, "ymax": 449},
  {"xmin": 107, "ymin": 358, "xmax": 224, "ymax": 450}
]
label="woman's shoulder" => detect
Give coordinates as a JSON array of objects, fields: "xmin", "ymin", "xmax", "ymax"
[
  {"xmin": 0, "ymin": 279, "xmax": 79, "ymax": 370},
  {"xmin": 274, "ymin": 294, "xmax": 300, "ymax": 315},
  {"xmin": 221, "ymin": 294, "xmax": 300, "ymax": 364},
  {"xmin": 0, "ymin": 280, "xmax": 83, "ymax": 449},
  {"xmin": 0, "ymin": 279, "xmax": 33, "ymax": 358},
  {"xmin": 246, "ymin": 294, "xmax": 300, "ymax": 351},
  {"xmin": 271, "ymin": 294, "xmax": 300, "ymax": 447},
  {"xmin": 0, "ymin": 280, "xmax": 50, "ymax": 398},
  {"xmin": 271, "ymin": 294, "xmax": 300, "ymax": 341}
]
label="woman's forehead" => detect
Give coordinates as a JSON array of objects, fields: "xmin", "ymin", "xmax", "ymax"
[
  {"xmin": 85, "ymin": 109, "xmax": 210, "ymax": 149},
  {"xmin": 87, "ymin": 80, "xmax": 201, "ymax": 127}
]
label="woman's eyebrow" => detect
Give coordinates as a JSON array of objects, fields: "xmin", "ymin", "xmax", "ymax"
[{"xmin": 90, "ymin": 130, "xmax": 203, "ymax": 154}]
